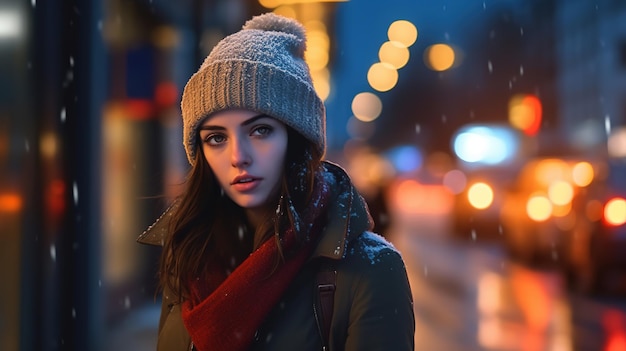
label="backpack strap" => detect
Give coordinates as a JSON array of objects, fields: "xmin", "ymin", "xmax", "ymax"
[{"xmin": 315, "ymin": 265, "xmax": 336, "ymax": 350}]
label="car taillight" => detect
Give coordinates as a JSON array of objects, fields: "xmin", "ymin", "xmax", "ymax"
[
  {"xmin": 467, "ymin": 182, "xmax": 494, "ymax": 210},
  {"xmin": 526, "ymin": 194, "xmax": 552, "ymax": 222},
  {"xmin": 604, "ymin": 197, "xmax": 626, "ymax": 226}
]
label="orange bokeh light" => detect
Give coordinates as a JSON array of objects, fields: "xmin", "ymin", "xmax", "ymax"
[
  {"xmin": 0, "ymin": 193, "xmax": 22, "ymax": 213},
  {"xmin": 509, "ymin": 94, "xmax": 542, "ymax": 136}
]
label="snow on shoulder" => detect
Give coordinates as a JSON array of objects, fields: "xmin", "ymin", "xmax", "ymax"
[{"xmin": 349, "ymin": 231, "xmax": 401, "ymax": 265}]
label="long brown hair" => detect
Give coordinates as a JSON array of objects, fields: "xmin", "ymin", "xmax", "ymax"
[{"xmin": 159, "ymin": 126, "xmax": 322, "ymax": 302}]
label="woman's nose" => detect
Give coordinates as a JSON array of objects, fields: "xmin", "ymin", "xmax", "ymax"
[{"xmin": 230, "ymin": 138, "xmax": 252, "ymax": 167}]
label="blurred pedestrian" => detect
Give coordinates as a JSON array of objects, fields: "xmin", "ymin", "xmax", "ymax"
[{"xmin": 138, "ymin": 13, "xmax": 414, "ymax": 351}]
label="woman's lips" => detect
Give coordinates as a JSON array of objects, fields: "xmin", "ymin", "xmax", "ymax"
[{"xmin": 231, "ymin": 177, "xmax": 261, "ymax": 192}]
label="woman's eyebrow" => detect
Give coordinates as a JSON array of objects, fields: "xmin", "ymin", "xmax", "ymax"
[
  {"xmin": 198, "ymin": 114, "xmax": 270, "ymax": 131},
  {"xmin": 198, "ymin": 125, "xmax": 224, "ymax": 131},
  {"xmin": 241, "ymin": 114, "xmax": 271, "ymax": 126}
]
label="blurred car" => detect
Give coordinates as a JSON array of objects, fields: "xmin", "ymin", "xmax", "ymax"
[
  {"xmin": 451, "ymin": 167, "xmax": 515, "ymax": 241},
  {"xmin": 564, "ymin": 160, "xmax": 626, "ymax": 296},
  {"xmin": 449, "ymin": 123, "xmax": 529, "ymax": 242},
  {"xmin": 571, "ymin": 203, "xmax": 626, "ymax": 296},
  {"xmin": 500, "ymin": 156, "xmax": 626, "ymax": 296},
  {"xmin": 500, "ymin": 157, "xmax": 597, "ymax": 266}
]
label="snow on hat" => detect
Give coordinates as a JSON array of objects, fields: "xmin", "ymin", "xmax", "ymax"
[{"xmin": 180, "ymin": 12, "xmax": 326, "ymax": 165}]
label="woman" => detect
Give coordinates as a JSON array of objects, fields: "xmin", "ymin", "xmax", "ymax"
[{"xmin": 138, "ymin": 12, "xmax": 415, "ymax": 351}]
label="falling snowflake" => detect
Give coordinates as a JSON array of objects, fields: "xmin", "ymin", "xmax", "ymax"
[
  {"xmin": 238, "ymin": 225, "xmax": 245, "ymax": 240},
  {"xmin": 73, "ymin": 181, "xmax": 78, "ymax": 205}
]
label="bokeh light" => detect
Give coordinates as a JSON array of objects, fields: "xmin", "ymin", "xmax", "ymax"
[
  {"xmin": 604, "ymin": 198, "xmax": 626, "ymax": 226},
  {"xmin": 572, "ymin": 161, "xmax": 594, "ymax": 187},
  {"xmin": 425, "ymin": 44, "xmax": 455, "ymax": 71},
  {"xmin": 387, "ymin": 20, "xmax": 418, "ymax": 47},
  {"xmin": 311, "ymin": 68, "xmax": 330, "ymax": 101},
  {"xmin": 386, "ymin": 145, "xmax": 423, "ymax": 173},
  {"xmin": 367, "ymin": 62, "xmax": 398, "ymax": 92},
  {"xmin": 534, "ymin": 159, "xmax": 569, "ymax": 187},
  {"xmin": 40, "ymin": 131, "xmax": 59, "ymax": 159},
  {"xmin": 272, "ymin": 5, "xmax": 297, "ymax": 18},
  {"xmin": 443, "ymin": 169, "xmax": 467, "ymax": 195},
  {"xmin": 0, "ymin": 192, "xmax": 22, "ymax": 213},
  {"xmin": 351, "ymin": 92, "xmax": 382, "ymax": 122},
  {"xmin": 527, "ymin": 195, "xmax": 552, "ymax": 222},
  {"xmin": 607, "ymin": 127, "xmax": 626, "ymax": 158},
  {"xmin": 304, "ymin": 24, "xmax": 330, "ymax": 70},
  {"xmin": 468, "ymin": 182, "xmax": 494, "ymax": 210},
  {"xmin": 548, "ymin": 181, "xmax": 574, "ymax": 206},
  {"xmin": 452, "ymin": 125, "xmax": 519, "ymax": 166},
  {"xmin": 0, "ymin": 9, "xmax": 23, "ymax": 42},
  {"xmin": 379, "ymin": 41, "xmax": 410, "ymax": 69},
  {"xmin": 508, "ymin": 94, "xmax": 542, "ymax": 136}
]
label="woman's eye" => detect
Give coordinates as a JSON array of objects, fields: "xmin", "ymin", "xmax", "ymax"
[
  {"xmin": 252, "ymin": 125, "xmax": 272, "ymax": 136},
  {"xmin": 204, "ymin": 134, "xmax": 226, "ymax": 145}
]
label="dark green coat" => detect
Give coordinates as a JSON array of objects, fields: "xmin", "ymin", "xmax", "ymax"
[{"xmin": 138, "ymin": 165, "xmax": 415, "ymax": 351}]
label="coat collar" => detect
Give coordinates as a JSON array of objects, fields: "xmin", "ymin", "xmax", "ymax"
[
  {"xmin": 136, "ymin": 201, "xmax": 175, "ymax": 246},
  {"xmin": 311, "ymin": 161, "xmax": 373, "ymax": 259},
  {"xmin": 137, "ymin": 161, "xmax": 373, "ymax": 260}
]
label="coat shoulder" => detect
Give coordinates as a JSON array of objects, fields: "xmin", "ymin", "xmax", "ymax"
[
  {"xmin": 338, "ymin": 230, "xmax": 412, "ymax": 305},
  {"xmin": 331, "ymin": 231, "xmax": 415, "ymax": 351},
  {"xmin": 345, "ymin": 231, "xmax": 404, "ymax": 268}
]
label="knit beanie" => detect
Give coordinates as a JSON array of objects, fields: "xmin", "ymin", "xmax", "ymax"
[{"xmin": 181, "ymin": 13, "xmax": 326, "ymax": 165}]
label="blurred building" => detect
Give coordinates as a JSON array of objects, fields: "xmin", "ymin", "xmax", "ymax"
[{"xmin": 555, "ymin": 0, "xmax": 626, "ymax": 154}]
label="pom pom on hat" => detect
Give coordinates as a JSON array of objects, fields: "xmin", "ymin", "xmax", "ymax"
[
  {"xmin": 242, "ymin": 13, "xmax": 306, "ymax": 58},
  {"xmin": 181, "ymin": 13, "xmax": 325, "ymax": 165},
  {"xmin": 243, "ymin": 12, "xmax": 306, "ymax": 40}
]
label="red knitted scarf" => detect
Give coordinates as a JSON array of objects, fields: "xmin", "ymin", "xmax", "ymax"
[{"xmin": 181, "ymin": 172, "xmax": 331, "ymax": 351}]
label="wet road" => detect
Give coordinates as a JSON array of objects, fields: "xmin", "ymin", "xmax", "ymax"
[{"xmin": 389, "ymin": 213, "xmax": 626, "ymax": 351}]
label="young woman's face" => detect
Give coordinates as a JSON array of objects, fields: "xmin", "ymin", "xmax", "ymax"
[{"xmin": 199, "ymin": 109, "xmax": 288, "ymax": 211}]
